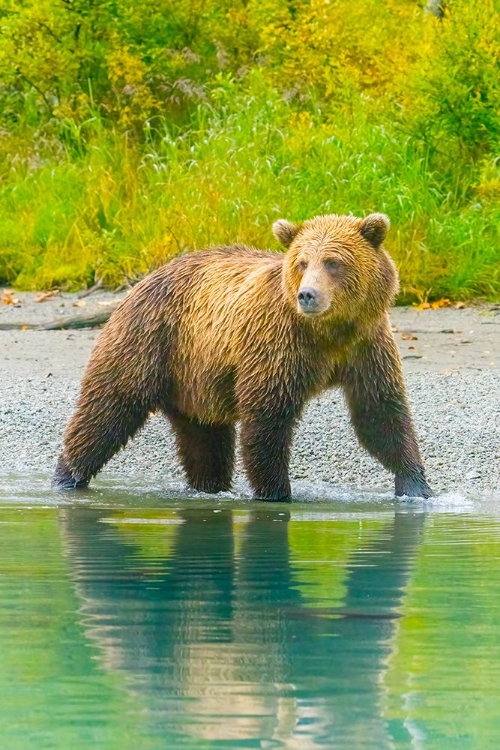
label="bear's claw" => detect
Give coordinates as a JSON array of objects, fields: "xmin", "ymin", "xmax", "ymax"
[
  {"xmin": 52, "ymin": 457, "xmax": 88, "ymax": 490},
  {"xmin": 395, "ymin": 471, "xmax": 433, "ymax": 499}
]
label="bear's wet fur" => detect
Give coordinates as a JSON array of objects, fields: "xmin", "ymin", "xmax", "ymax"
[{"xmin": 54, "ymin": 213, "xmax": 432, "ymax": 500}]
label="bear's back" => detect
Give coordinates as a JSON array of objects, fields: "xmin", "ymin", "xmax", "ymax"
[{"xmin": 168, "ymin": 244, "xmax": 281, "ymax": 274}]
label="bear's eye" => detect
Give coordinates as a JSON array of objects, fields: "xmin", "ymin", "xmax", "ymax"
[
  {"xmin": 298, "ymin": 260, "xmax": 308, "ymax": 272},
  {"xmin": 325, "ymin": 259, "xmax": 340, "ymax": 273}
]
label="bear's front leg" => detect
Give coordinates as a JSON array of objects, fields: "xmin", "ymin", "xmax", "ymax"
[
  {"xmin": 340, "ymin": 322, "xmax": 433, "ymax": 499},
  {"xmin": 240, "ymin": 416, "xmax": 295, "ymax": 502}
]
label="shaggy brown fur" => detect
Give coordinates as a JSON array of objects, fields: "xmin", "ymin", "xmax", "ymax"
[{"xmin": 54, "ymin": 213, "xmax": 432, "ymax": 500}]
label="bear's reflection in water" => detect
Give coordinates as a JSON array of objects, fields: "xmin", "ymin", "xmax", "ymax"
[{"xmin": 61, "ymin": 507, "xmax": 425, "ymax": 746}]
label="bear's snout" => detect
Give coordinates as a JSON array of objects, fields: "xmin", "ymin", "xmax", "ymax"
[
  {"xmin": 297, "ymin": 286, "xmax": 324, "ymax": 315},
  {"xmin": 298, "ymin": 287, "xmax": 317, "ymax": 306}
]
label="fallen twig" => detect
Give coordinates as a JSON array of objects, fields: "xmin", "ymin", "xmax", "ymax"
[
  {"xmin": 0, "ymin": 303, "xmax": 119, "ymax": 331},
  {"xmin": 41, "ymin": 307, "xmax": 117, "ymax": 329},
  {"xmin": 77, "ymin": 278, "xmax": 103, "ymax": 299}
]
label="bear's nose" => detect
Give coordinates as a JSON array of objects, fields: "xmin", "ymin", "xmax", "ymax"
[{"xmin": 297, "ymin": 287, "xmax": 318, "ymax": 307}]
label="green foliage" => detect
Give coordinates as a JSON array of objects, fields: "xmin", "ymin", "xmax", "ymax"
[
  {"xmin": 0, "ymin": 0, "xmax": 500, "ymax": 298},
  {"xmin": 406, "ymin": 0, "xmax": 500, "ymax": 161}
]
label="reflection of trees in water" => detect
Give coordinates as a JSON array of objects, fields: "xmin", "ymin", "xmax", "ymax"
[{"xmin": 62, "ymin": 507, "xmax": 426, "ymax": 746}]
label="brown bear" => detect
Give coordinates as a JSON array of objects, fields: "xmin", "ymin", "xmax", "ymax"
[{"xmin": 53, "ymin": 213, "xmax": 432, "ymax": 500}]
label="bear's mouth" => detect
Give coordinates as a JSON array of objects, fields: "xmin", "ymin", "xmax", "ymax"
[{"xmin": 296, "ymin": 304, "xmax": 331, "ymax": 318}]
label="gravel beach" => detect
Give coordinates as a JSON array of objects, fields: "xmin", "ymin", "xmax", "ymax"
[{"xmin": 1, "ymin": 291, "xmax": 499, "ymax": 498}]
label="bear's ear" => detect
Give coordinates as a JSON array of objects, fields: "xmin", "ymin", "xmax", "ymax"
[
  {"xmin": 272, "ymin": 219, "xmax": 300, "ymax": 248},
  {"xmin": 359, "ymin": 213, "xmax": 390, "ymax": 248}
]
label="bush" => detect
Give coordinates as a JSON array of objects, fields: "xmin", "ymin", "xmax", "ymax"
[{"xmin": 0, "ymin": 0, "xmax": 499, "ymax": 299}]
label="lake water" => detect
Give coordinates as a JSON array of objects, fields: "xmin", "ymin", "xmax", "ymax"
[{"xmin": 1, "ymin": 476, "xmax": 500, "ymax": 749}]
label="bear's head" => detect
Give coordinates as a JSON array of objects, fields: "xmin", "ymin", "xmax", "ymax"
[{"xmin": 274, "ymin": 213, "xmax": 399, "ymax": 323}]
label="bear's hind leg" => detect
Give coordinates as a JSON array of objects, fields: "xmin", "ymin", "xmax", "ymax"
[
  {"xmin": 54, "ymin": 392, "xmax": 150, "ymax": 489},
  {"xmin": 167, "ymin": 412, "xmax": 235, "ymax": 494}
]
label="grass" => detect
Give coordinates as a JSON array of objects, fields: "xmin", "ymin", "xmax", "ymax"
[{"xmin": 1, "ymin": 79, "xmax": 500, "ymax": 301}]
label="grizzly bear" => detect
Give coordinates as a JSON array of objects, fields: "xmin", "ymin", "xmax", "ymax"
[{"xmin": 53, "ymin": 213, "xmax": 432, "ymax": 500}]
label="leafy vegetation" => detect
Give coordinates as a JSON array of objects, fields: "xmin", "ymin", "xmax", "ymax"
[{"xmin": 1, "ymin": 0, "xmax": 500, "ymax": 299}]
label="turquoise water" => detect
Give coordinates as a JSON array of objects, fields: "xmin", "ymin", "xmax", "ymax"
[{"xmin": 1, "ymin": 476, "xmax": 500, "ymax": 749}]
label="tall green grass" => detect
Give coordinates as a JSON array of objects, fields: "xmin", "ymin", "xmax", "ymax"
[{"xmin": 1, "ymin": 77, "xmax": 500, "ymax": 300}]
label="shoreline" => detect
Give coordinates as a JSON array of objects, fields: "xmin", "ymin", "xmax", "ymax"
[{"xmin": 1, "ymin": 292, "xmax": 499, "ymax": 498}]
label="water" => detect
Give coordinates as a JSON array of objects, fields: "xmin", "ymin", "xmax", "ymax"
[{"xmin": 1, "ymin": 476, "xmax": 500, "ymax": 749}]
